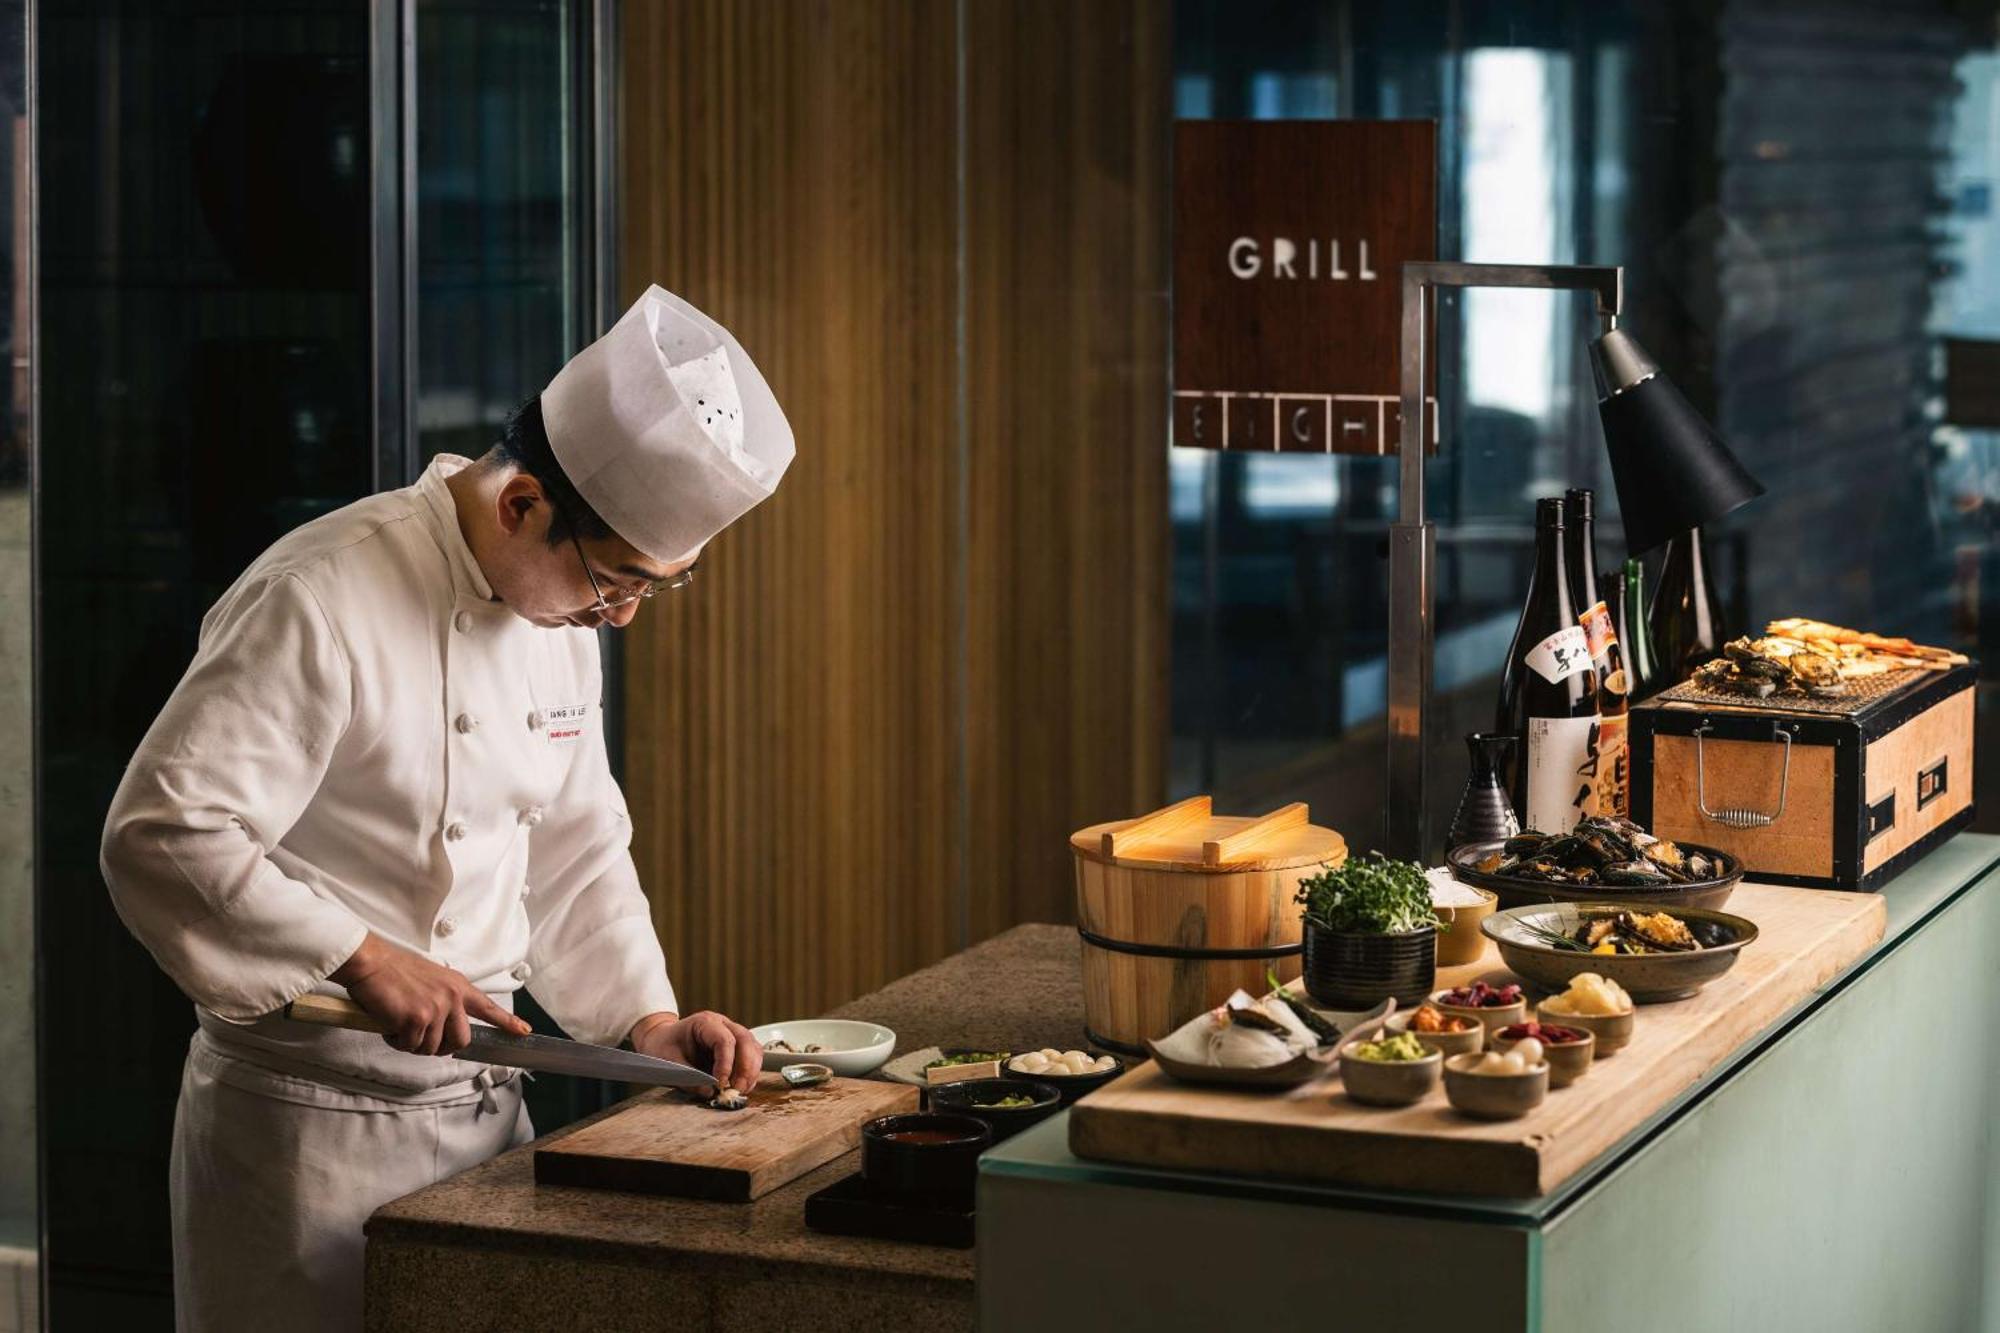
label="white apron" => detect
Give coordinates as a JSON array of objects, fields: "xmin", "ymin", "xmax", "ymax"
[
  {"xmin": 171, "ymin": 1027, "xmax": 531, "ymax": 1333},
  {"xmin": 102, "ymin": 455, "xmax": 682, "ymax": 1324}
]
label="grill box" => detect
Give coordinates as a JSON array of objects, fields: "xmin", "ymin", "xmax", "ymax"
[{"xmin": 1628, "ymin": 661, "xmax": 1976, "ymax": 890}]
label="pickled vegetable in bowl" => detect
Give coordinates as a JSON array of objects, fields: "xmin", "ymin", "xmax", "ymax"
[{"xmin": 1541, "ymin": 972, "xmax": 1632, "ymax": 1017}]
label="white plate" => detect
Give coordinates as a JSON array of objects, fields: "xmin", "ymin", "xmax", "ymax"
[{"xmin": 750, "ymin": 1019, "xmax": 896, "ymax": 1077}]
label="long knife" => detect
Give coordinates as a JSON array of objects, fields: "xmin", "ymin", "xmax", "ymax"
[{"xmin": 284, "ymin": 993, "xmax": 721, "ymax": 1096}]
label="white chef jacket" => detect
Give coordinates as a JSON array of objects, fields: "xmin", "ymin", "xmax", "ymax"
[{"xmin": 101, "ymin": 454, "xmax": 678, "ymax": 1092}]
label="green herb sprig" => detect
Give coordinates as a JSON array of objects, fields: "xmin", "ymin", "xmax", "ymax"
[{"xmin": 1294, "ymin": 851, "xmax": 1443, "ymax": 936}]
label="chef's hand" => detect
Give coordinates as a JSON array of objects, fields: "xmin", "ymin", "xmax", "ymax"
[
  {"xmin": 331, "ymin": 931, "xmax": 532, "ymax": 1056},
  {"xmin": 629, "ymin": 1011, "xmax": 764, "ymax": 1094}
]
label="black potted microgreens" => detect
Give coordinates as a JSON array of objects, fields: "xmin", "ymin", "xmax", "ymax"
[{"xmin": 1294, "ymin": 851, "xmax": 1443, "ymax": 1008}]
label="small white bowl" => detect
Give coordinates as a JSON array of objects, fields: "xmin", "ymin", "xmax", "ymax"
[{"xmin": 750, "ymin": 1019, "xmax": 896, "ymax": 1077}]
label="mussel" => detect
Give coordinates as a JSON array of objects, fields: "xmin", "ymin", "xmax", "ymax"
[{"xmin": 1600, "ymin": 861, "xmax": 1671, "ymax": 887}]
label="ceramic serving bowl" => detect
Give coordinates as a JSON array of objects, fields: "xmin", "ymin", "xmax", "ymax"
[
  {"xmin": 1491, "ymin": 1023, "xmax": 1595, "ymax": 1087},
  {"xmin": 750, "ymin": 1019, "xmax": 897, "ymax": 1077},
  {"xmin": 1337, "ymin": 1042, "xmax": 1442, "ymax": 1107},
  {"xmin": 860, "ymin": 1113, "xmax": 992, "ymax": 1200},
  {"xmin": 1432, "ymin": 886, "xmax": 1498, "ymax": 966},
  {"xmin": 1482, "ymin": 902, "xmax": 1758, "ymax": 1002},
  {"xmin": 1001, "ymin": 1052, "xmax": 1126, "ymax": 1105},
  {"xmin": 1443, "ymin": 1052, "xmax": 1549, "ymax": 1119},
  {"xmin": 1535, "ymin": 1001, "xmax": 1634, "ymax": 1055},
  {"xmin": 929, "ymin": 1078, "xmax": 1064, "ymax": 1142},
  {"xmin": 1383, "ymin": 1007, "xmax": 1485, "ymax": 1058},
  {"xmin": 1447, "ymin": 839, "xmax": 1742, "ymax": 912},
  {"xmin": 1429, "ymin": 987, "xmax": 1526, "ymax": 1034}
]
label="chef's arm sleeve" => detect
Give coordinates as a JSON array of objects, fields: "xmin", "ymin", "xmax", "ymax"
[
  {"xmin": 99, "ymin": 572, "xmax": 370, "ymax": 1019},
  {"xmin": 522, "ymin": 706, "xmax": 679, "ymax": 1047}
]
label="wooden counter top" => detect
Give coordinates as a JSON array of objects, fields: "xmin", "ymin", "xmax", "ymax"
[{"xmin": 364, "ymin": 924, "xmax": 1088, "ymax": 1331}]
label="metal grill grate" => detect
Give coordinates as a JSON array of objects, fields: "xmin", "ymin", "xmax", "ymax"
[{"xmin": 1652, "ymin": 668, "xmax": 1929, "ymax": 717}]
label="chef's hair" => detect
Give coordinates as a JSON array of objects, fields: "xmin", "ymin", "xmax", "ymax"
[{"xmin": 490, "ymin": 396, "xmax": 615, "ymax": 545}]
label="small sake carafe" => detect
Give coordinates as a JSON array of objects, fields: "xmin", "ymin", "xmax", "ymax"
[{"xmin": 1448, "ymin": 732, "xmax": 1520, "ymax": 848}]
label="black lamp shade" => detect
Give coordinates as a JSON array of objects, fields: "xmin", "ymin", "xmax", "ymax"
[{"xmin": 1592, "ymin": 332, "xmax": 1764, "ymax": 555}]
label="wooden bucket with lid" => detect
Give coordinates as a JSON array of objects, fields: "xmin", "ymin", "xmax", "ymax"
[{"xmin": 1071, "ymin": 796, "xmax": 1346, "ymax": 1054}]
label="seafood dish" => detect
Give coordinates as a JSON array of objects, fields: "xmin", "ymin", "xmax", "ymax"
[
  {"xmin": 1472, "ymin": 816, "xmax": 1723, "ymax": 887},
  {"xmin": 1762, "ymin": 619, "xmax": 1967, "ymax": 674},
  {"xmin": 1148, "ymin": 985, "xmax": 1392, "ymax": 1089},
  {"xmin": 1483, "ymin": 902, "xmax": 1759, "ymax": 1002},
  {"xmin": 1516, "ymin": 908, "xmax": 1737, "ymax": 955},
  {"xmin": 1686, "ymin": 623, "xmax": 1967, "ymax": 699},
  {"xmin": 767, "ymin": 1039, "xmax": 825, "ymax": 1055}
]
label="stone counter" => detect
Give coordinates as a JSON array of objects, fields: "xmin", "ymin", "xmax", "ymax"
[{"xmin": 364, "ymin": 923, "xmax": 1085, "ymax": 1332}]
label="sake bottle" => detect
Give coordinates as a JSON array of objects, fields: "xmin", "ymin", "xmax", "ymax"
[
  {"xmin": 1497, "ymin": 498, "xmax": 1600, "ymax": 833},
  {"xmin": 1649, "ymin": 527, "xmax": 1723, "ymax": 685},
  {"xmin": 1612, "ymin": 557, "xmax": 1660, "ymax": 700},
  {"xmin": 1565, "ymin": 490, "xmax": 1627, "ymax": 818}
]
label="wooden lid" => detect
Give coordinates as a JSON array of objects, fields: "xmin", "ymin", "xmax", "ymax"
[{"xmin": 1070, "ymin": 796, "xmax": 1346, "ymax": 872}]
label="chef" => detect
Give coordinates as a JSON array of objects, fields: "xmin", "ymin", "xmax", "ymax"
[{"xmin": 99, "ymin": 285, "xmax": 793, "ymax": 1331}]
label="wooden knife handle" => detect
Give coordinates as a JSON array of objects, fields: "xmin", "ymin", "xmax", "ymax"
[{"xmin": 285, "ymin": 993, "xmax": 388, "ymax": 1034}]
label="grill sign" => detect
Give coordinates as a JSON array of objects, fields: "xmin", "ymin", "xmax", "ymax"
[{"xmin": 1173, "ymin": 120, "xmax": 1438, "ymax": 455}]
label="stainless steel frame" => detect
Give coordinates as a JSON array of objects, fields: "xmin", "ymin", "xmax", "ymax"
[
  {"xmin": 369, "ymin": 0, "xmax": 415, "ymax": 491},
  {"xmin": 1386, "ymin": 261, "xmax": 1623, "ymax": 859}
]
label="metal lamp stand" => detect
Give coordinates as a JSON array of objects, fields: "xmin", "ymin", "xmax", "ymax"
[{"xmin": 1387, "ymin": 262, "xmax": 1624, "ymax": 860}]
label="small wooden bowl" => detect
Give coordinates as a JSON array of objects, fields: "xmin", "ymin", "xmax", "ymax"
[
  {"xmin": 1433, "ymin": 887, "xmax": 1498, "ymax": 966},
  {"xmin": 1492, "ymin": 1025, "xmax": 1595, "ymax": 1087},
  {"xmin": 1338, "ymin": 1044, "xmax": 1442, "ymax": 1107},
  {"xmin": 1443, "ymin": 1053, "xmax": 1549, "ymax": 1119},
  {"xmin": 1430, "ymin": 988, "xmax": 1526, "ymax": 1035},
  {"xmin": 1535, "ymin": 1002, "xmax": 1634, "ymax": 1055},
  {"xmin": 1384, "ymin": 1008, "xmax": 1484, "ymax": 1059}
]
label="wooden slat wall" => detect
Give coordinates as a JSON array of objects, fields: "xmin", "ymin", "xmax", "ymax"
[
  {"xmin": 962, "ymin": 2, "xmax": 1171, "ymax": 935},
  {"xmin": 620, "ymin": 1, "xmax": 1169, "ymax": 1023}
]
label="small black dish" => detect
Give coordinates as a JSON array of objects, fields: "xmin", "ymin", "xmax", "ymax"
[
  {"xmin": 860, "ymin": 1113, "xmax": 992, "ymax": 1201},
  {"xmin": 804, "ymin": 1172, "xmax": 975, "ymax": 1249},
  {"xmin": 928, "ymin": 1078, "xmax": 1062, "ymax": 1141},
  {"xmin": 999, "ymin": 1053, "xmax": 1126, "ymax": 1105}
]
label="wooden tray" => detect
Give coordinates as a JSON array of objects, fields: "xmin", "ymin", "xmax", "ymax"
[
  {"xmin": 535, "ymin": 1075, "xmax": 918, "ymax": 1202},
  {"xmin": 1068, "ymin": 882, "xmax": 1885, "ymax": 1197}
]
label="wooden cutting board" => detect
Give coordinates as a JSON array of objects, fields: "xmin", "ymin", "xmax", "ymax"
[
  {"xmin": 534, "ymin": 1074, "xmax": 918, "ymax": 1202},
  {"xmin": 1069, "ymin": 882, "xmax": 1885, "ymax": 1197}
]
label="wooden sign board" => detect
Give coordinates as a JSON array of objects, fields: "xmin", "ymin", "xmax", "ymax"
[{"xmin": 1173, "ymin": 120, "xmax": 1437, "ymax": 455}]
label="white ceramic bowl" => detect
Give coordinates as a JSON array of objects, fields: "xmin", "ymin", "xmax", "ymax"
[{"xmin": 750, "ymin": 1019, "xmax": 897, "ymax": 1077}]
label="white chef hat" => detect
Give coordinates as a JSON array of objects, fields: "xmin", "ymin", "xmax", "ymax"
[{"xmin": 541, "ymin": 284, "xmax": 795, "ymax": 564}]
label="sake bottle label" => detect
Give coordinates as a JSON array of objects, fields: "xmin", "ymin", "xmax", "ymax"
[
  {"xmin": 1526, "ymin": 714, "xmax": 1601, "ymax": 833},
  {"xmin": 1578, "ymin": 601, "xmax": 1616, "ymax": 660},
  {"xmin": 1594, "ymin": 712, "xmax": 1630, "ymax": 818},
  {"xmin": 1525, "ymin": 625, "xmax": 1591, "ymax": 685}
]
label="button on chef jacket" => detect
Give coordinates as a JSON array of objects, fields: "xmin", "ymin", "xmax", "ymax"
[{"xmin": 101, "ymin": 454, "xmax": 678, "ymax": 1090}]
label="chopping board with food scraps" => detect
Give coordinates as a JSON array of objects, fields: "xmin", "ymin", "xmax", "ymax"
[
  {"xmin": 1069, "ymin": 881, "xmax": 1884, "ymax": 1198},
  {"xmin": 535, "ymin": 1074, "xmax": 918, "ymax": 1202}
]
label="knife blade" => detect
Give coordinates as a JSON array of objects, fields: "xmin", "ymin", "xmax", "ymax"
[{"xmin": 283, "ymin": 993, "xmax": 721, "ymax": 1096}]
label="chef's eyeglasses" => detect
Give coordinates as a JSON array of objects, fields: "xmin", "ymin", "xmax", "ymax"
[{"xmin": 568, "ymin": 529, "xmax": 698, "ymax": 611}]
